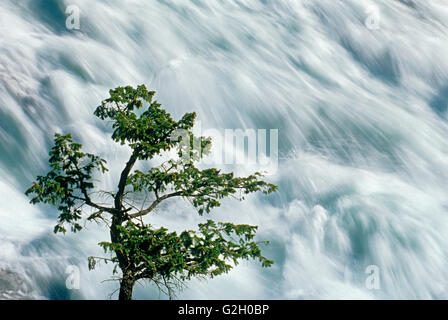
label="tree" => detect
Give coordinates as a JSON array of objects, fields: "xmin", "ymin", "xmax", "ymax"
[{"xmin": 26, "ymin": 85, "xmax": 278, "ymax": 300}]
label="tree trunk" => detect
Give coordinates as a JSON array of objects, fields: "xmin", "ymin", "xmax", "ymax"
[
  {"xmin": 111, "ymin": 216, "xmax": 136, "ymax": 301},
  {"xmin": 119, "ymin": 271, "xmax": 135, "ymax": 300}
]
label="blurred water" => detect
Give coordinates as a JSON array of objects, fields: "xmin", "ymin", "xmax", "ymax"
[{"xmin": 1, "ymin": 0, "xmax": 448, "ymax": 299}]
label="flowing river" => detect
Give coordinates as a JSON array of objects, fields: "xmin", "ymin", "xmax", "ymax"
[{"xmin": 1, "ymin": 0, "xmax": 448, "ymax": 299}]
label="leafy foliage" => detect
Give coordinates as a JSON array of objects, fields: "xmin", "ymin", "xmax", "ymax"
[
  {"xmin": 94, "ymin": 220, "xmax": 273, "ymax": 281},
  {"xmin": 25, "ymin": 133, "xmax": 108, "ymax": 234},
  {"xmin": 94, "ymin": 85, "xmax": 198, "ymax": 160},
  {"xmin": 128, "ymin": 162, "xmax": 277, "ymax": 215},
  {"xmin": 26, "ymin": 84, "xmax": 277, "ymax": 299}
]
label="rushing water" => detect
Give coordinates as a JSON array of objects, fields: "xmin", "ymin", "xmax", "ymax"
[{"xmin": 1, "ymin": 0, "xmax": 448, "ymax": 299}]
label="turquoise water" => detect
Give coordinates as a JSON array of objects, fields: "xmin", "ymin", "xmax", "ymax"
[{"xmin": 1, "ymin": 0, "xmax": 448, "ymax": 299}]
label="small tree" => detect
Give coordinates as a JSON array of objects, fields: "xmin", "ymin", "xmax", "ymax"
[{"xmin": 26, "ymin": 85, "xmax": 277, "ymax": 300}]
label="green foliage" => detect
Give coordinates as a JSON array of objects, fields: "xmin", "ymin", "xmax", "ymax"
[
  {"xmin": 94, "ymin": 85, "xmax": 198, "ymax": 160},
  {"xmin": 128, "ymin": 161, "xmax": 277, "ymax": 215},
  {"xmin": 25, "ymin": 133, "xmax": 108, "ymax": 234},
  {"xmin": 94, "ymin": 220, "xmax": 273, "ymax": 281},
  {"xmin": 26, "ymin": 84, "xmax": 277, "ymax": 299}
]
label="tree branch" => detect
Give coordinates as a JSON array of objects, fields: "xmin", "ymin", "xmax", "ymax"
[
  {"xmin": 69, "ymin": 194, "xmax": 117, "ymax": 214},
  {"xmin": 115, "ymin": 148, "xmax": 140, "ymax": 211},
  {"xmin": 128, "ymin": 191, "xmax": 183, "ymax": 219}
]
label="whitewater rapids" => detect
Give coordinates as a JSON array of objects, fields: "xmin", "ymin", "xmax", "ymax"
[{"xmin": 1, "ymin": 0, "xmax": 448, "ymax": 299}]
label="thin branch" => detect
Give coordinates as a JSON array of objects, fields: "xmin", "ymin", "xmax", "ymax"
[
  {"xmin": 115, "ymin": 148, "xmax": 140, "ymax": 211},
  {"xmin": 87, "ymin": 210, "xmax": 110, "ymax": 227},
  {"xmin": 90, "ymin": 256, "xmax": 116, "ymax": 263},
  {"xmin": 122, "ymin": 199, "xmax": 141, "ymax": 212},
  {"xmin": 128, "ymin": 191, "xmax": 183, "ymax": 219},
  {"xmin": 69, "ymin": 194, "xmax": 117, "ymax": 214}
]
